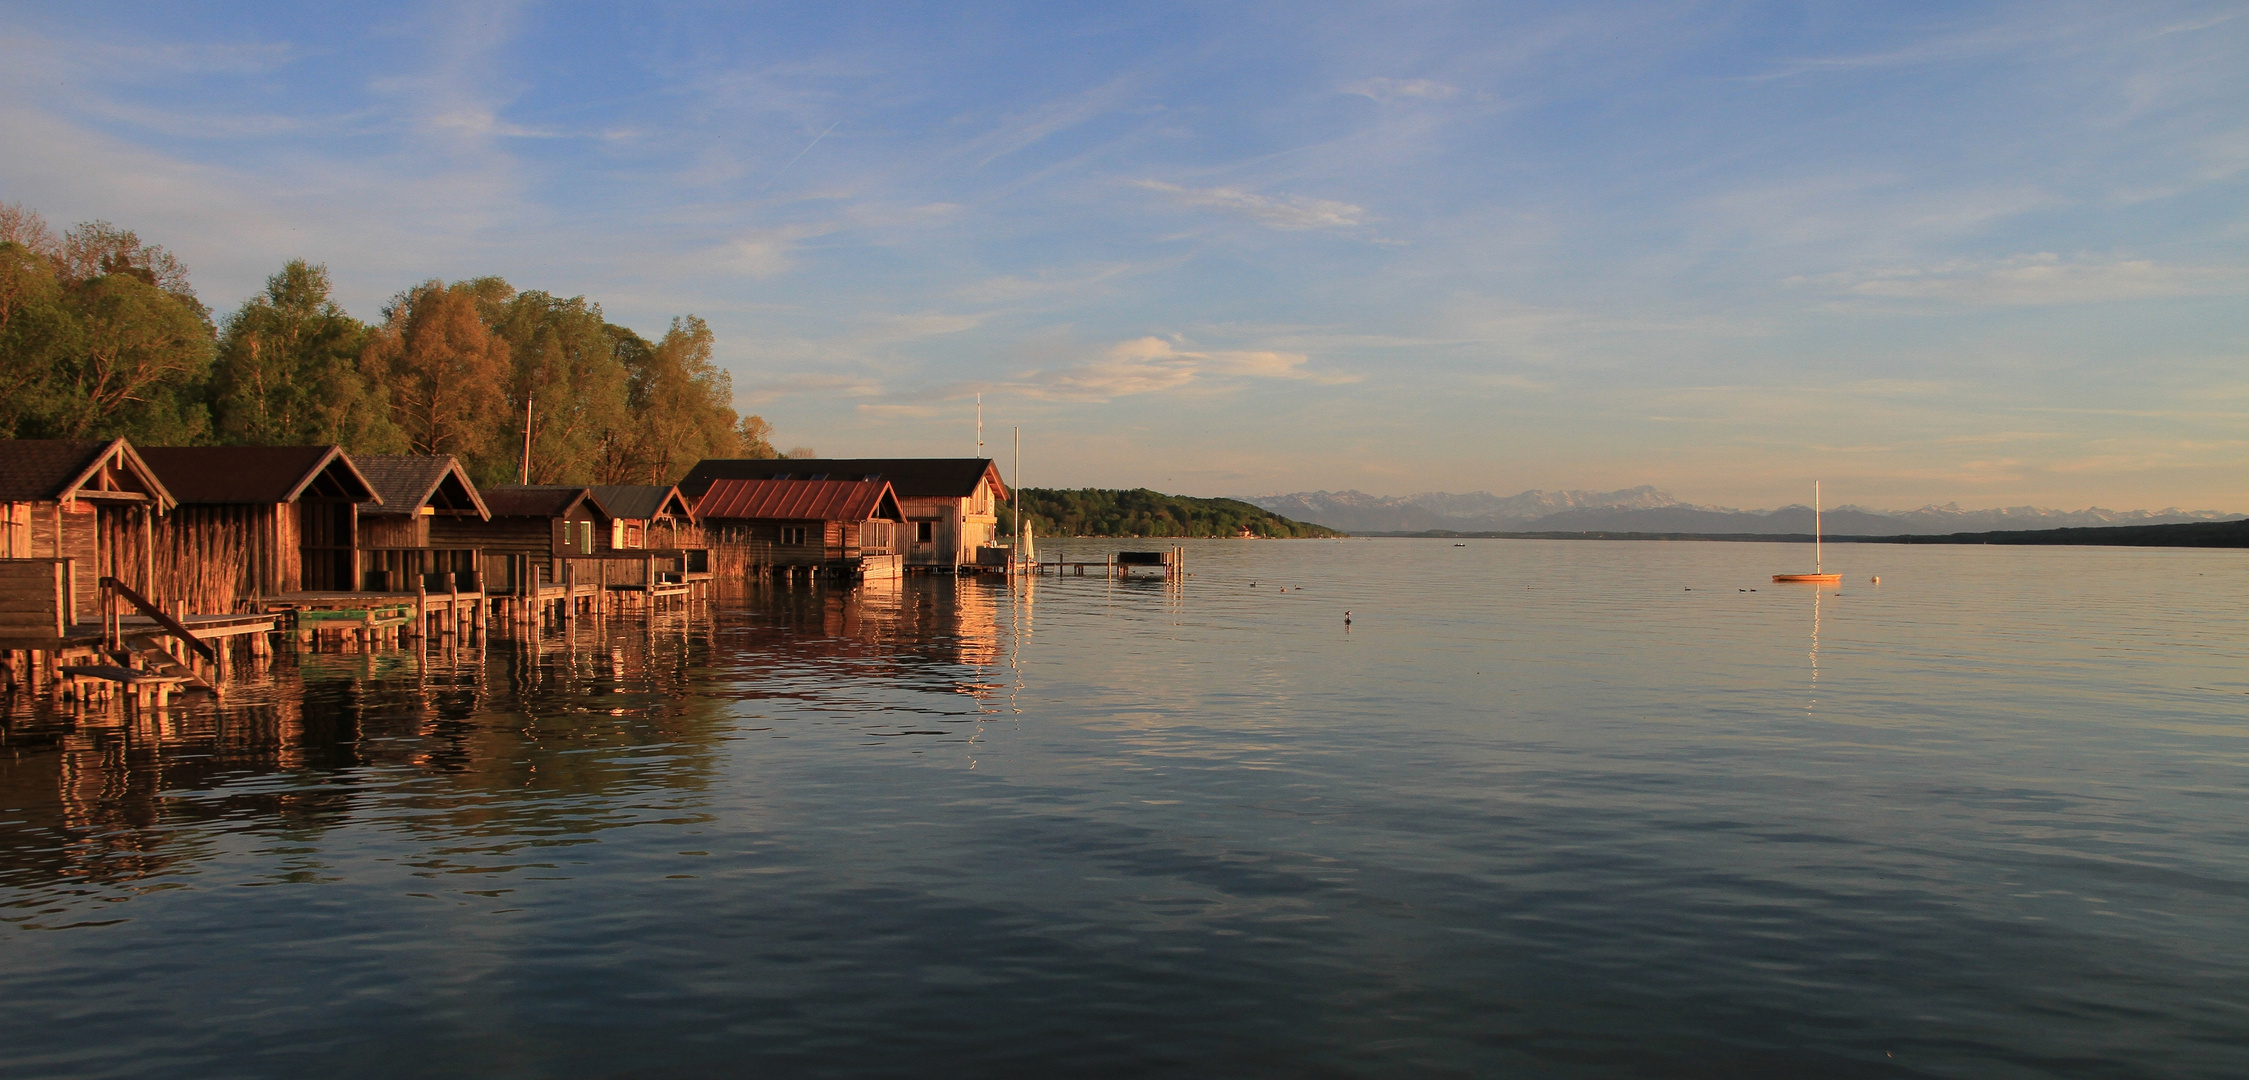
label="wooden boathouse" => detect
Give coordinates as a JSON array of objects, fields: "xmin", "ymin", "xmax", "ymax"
[
  {"xmin": 0, "ymin": 439, "xmax": 175, "ymax": 618},
  {"xmin": 2, "ymin": 440, "xmax": 280, "ymax": 704},
  {"xmin": 441, "ymin": 485, "xmax": 610, "ymax": 624},
  {"xmin": 680, "ymin": 458, "xmax": 1006, "ymax": 572},
  {"xmin": 694, "ymin": 478, "xmax": 906, "ymax": 582},
  {"xmin": 350, "ymin": 454, "xmax": 491, "ymax": 592},
  {"xmin": 590, "ymin": 484, "xmax": 699, "ymax": 552},
  {"xmin": 587, "ymin": 484, "xmax": 712, "ymax": 605},
  {"xmin": 139, "ymin": 444, "xmax": 380, "ymax": 609}
]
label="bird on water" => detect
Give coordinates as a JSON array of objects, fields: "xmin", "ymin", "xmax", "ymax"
[{"xmin": 1344, "ymin": 611, "xmax": 1352, "ymax": 626}]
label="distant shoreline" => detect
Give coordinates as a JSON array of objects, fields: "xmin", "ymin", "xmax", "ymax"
[{"xmin": 1358, "ymin": 519, "xmax": 2249, "ymax": 549}]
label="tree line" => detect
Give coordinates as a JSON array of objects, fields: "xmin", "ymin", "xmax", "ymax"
[
  {"xmin": 0, "ymin": 202, "xmax": 778, "ymax": 486},
  {"xmin": 1016, "ymin": 488, "xmax": 1344, "ymax": 538}
]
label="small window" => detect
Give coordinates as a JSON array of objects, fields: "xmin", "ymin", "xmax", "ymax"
[
  {"xmin": 915, "ymin": 521, "xmax": 934, "ymax": 544},
  {"xmin": 809, "ymin": 473, "xmax": 829, "ymax": 481},
  {"xmin": 781, "ymin": 525, "xmax": 807, "ymax": 545}
]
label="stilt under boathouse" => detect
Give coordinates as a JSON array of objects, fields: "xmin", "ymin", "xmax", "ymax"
[{"xmin": 693, "ymin": 478, "xmax": 907, "ymax": 584}]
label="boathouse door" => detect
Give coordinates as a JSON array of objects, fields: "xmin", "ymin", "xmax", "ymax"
[{"xmin": 298, "ymin": 499, "xmax": 357, "ymax": 591}]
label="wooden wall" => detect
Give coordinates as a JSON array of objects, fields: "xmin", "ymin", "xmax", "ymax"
[
  {"xmin": 0, "ymin": 559, "xmax": 70, "ymax": 638},
  {"xmin": 705, "ymin": 518, "xmax": 899, "ymax": 578},
  {"xmin": 11, "ymin": 499, "xmax": 161, "ymax": 615},
  {"xmin": 154, "ymin": 504, "xmax": 293, "ymax": 613},
  {"xmin": 359, "ymin": 515, "xmax": 430, "ymax": 549}
]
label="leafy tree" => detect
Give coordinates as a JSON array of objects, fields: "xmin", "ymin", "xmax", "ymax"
[
  {"xmin": 360, "ymin": 280, "xmax": 512, "ymax": 465},
  {"xmin": 211, "ymin": 260, "xmax": 402, "ymax": 450},
  {"xmin": 620, "ymin": 315, "xmax": 745, "ymax": 484},
  {"xmin": 0, "ymin": 240, "xmax": 70, "ymax": 436},
  {"xmin": 0, "ymin": 207, "xmax": 214, "ymax": 440},
  {"xmin": 55, "ymin": 221, "xmax": 200, "ymax": 308},
  {"xmin": 485, "ymin": 287, "xmax": 632, "ymax": 484},
  {"xmin": 47, "ymin": 268, "xmax": 214, "ymax": 441},
  {"xmin": 736, "ymin": 415, "xmax": 777, "ymax": 459}
]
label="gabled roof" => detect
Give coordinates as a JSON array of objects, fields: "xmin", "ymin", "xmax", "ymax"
[
  {"xmin": 680, "ymin": 458, "xmax": 1005, "ymax": 501},
  {"xmin": 479, "ymin": 485, "xmax": 607, "ymax": 520},
  {"xmin": 140, "ymin": 445, "xmax": 377, "ymax": 505},
  {"xmin": 590, "ymin": 485, "xmax": 695, "ymax": 524},
  {"xmin": 695, "ymin": 478, "xmax": 903, "ymax": 522},
  {"xmin": 352, "ymin": 454, "xmax": 489, "ymax": 519},
  {"xmin": 0, "ymin": 438, "xmax": 176, "ymax": 510}
]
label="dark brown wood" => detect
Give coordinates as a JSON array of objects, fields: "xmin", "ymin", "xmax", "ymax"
[{"xmin": 99, "ymin": 575, "xmax": 216, "ymax": 662}]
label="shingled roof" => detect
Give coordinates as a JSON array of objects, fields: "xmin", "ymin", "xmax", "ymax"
[
  {"xmin": 0, "ymin": 438, "xmax": 175, "ymax": 508},
  {"xmin": 139, "ymin": 445, "xmax": 374, "ymax": 505},
  {"xmin": 352, "ymin": 454, "xmax": 489, "ymax": 519},
  {"xmin": 479, "ymin": 485, "xmax": 607, "ymax": 520},
  {"xmin": 589, "ymin": 485, "xmax": 695, "ymax": 523},
  {"xmin": 679, "ymin": 458, "xmax": 1004, "ymax": 501},
  {"xmin": 695, "ymin": 479, "xmax": 903, "ymax": 522}
]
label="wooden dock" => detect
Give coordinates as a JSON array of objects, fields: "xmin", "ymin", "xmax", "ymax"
[{"xmin": 1020, "ymin": 548, "xmax": 1185, "ymax": 579}]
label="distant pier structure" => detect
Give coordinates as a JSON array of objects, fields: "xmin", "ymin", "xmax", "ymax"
[{"xmin": 1028, "ymin": 546, "xmax": 1183, "ymax": 580}]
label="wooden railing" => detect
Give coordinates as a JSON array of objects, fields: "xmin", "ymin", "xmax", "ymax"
[{"xmin": 100, "ymin": 576, "xmax": 216, "ymax": 661}]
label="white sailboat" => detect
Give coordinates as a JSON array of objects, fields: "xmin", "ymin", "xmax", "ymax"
[{"xmin": 1773, "ymin": 481, "xmax": 1842, "ymax": 584}]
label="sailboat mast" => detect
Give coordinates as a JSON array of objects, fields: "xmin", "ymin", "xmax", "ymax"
[
  {"xmin": 1815, "ymin": 480, "xmax": 1823, "ymax": 573},
  {"xmin": 1013, "ymin": 426, "xmax": 1021, "ymax": 557}
]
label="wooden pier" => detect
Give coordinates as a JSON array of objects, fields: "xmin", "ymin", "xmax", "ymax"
[{"xmin": 1020, "ymin": 548, "xmax": 1184, "ymax": 579}]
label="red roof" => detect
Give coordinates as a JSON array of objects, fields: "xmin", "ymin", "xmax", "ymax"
[{"xmin": 695, "ymin": 478, "xmax": 902, "ymax": 522}]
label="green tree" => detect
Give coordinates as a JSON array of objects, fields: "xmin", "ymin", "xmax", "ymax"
[
  {"xmin": 486, "ymin": 288, "xmax": 632, "ymax": 484},
  {"xmin": 0, "ymin": 239, "xmax": 70, "ymax": 437},
  {"xmin": 620, "ymin": 315, "xmax": 746, "ymax": 484},
  {"xmin": 361, "ymin": 280, "xmax": 511, "ymax": 464},
  {"xmin": 0, "ymin": 208, "xmax": 214, "ymax": 441},
  {"xmin": 212, "ymin": 260, "xmax": 402, "ymax": 450},
  {"xmin": 49, "ymin": 270, "xmax": 213, "ymax": 441}
]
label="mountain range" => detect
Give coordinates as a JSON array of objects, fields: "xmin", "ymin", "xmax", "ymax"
[{"xmin": 1239, "ymin": 488, "xmax": 2247, "ymax": 536}]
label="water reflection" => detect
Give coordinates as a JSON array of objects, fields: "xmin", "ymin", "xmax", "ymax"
[{"xmin": 0, "ymin": 578, "xmax": 1016, "ymax": 916}]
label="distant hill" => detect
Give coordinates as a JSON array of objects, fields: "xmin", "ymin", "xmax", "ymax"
[
  {"xmin": 1244, "ymin": 486, "xmax": 1679, "ymax": 533},
  {"xmin": 1243, "ymin": 488, "xmax": 2244, "ymax": 535},
  {"xmin": 1017, "ymin": 488, "xmax": 1343, "ymax": 538}
]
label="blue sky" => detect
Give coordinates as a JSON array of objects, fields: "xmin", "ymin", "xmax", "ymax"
[{"xmin": 3, "ymin": 2, "xmax": 2244, "ymax": 509}]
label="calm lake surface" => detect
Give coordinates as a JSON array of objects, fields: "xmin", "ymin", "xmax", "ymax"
[{"xmin": 3, "ymin": 538, "xmax": 2245, "ymax": 1078}]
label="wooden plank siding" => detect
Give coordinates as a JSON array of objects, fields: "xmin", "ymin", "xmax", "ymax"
[
  {"xmin": 705, "ymin": 519, "xmax": 904, "ymax": 576},
  {"xmin": 6, "ymin": 499, "xmax": 160, "ymax": 616},
  {"xmin": 152, "ymin": 504, "xmax": 296, "ymax": 614},
  {"xmin": 0, "ymin": 559, "xmax": 71, "ymax": 638}
]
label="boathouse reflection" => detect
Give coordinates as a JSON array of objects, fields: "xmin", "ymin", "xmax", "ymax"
[{"xmin": 0, "ymin": 578, "xmax": 1025, "ymax": 891}]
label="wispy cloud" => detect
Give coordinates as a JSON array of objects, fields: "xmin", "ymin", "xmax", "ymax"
[
  {"xmin": 1134, "ymin": 180, "xmax": 1364, "ymax": 231},
  {"xmin": 1010, "ymin": 336, "xmax": 1357, "ymax": 402},
  {"xmin": 1341, "ymin": 77, "xmax": 1458, "ymax": 103},
  {"xmin": 1797, "ymin": 254, "xmax": 2249, "ymax": 305}
]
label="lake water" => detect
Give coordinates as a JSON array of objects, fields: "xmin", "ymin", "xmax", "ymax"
[{"xmin": 3, "ymin": 538, "xmax": 2245, "ymax": 1078}]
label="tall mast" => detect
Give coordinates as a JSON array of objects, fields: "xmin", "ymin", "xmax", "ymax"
[
  {"xmin": 1815, "ymin": 480, "xmax": 1822, "ymax": 573},
  {"xmin": 520, "ymin": 393, "xmax": 533, "ymax": 484},
  {"xmin": 1013, "ymin": 426, "xmax": 1021, "ymax": 558},
  {"xmin": 975, "ymin": 393, "xmax": 983, "ymax": 458}
]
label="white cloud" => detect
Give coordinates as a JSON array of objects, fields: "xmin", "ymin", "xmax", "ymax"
[
  {"xmin": 1797, "ymin": 254, "xmax": 2249, "ymax": 305},
  {"xmin": 1011, "ymin": 336, "xmax": 1356, "ymax": 402},
  {"xmin": 739, "ymin": 372, "xmax": 884, "ymax": 405},
  {"xmin": 1134, "ymin": 180, "xmax": 1364, "ymax": 231},
  {"xmin": 1341, "ymin": 77, "xmax": 1459, "ymax": 103}
]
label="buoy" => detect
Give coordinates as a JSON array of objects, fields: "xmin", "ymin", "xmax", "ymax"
[{"xmin": 1870, "ymin": 575, "xmax": 1880, "ymax": 584}]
